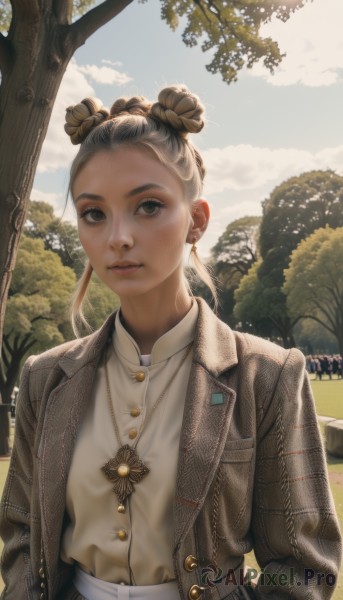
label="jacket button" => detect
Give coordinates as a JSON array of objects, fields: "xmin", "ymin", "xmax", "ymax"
[
  {"xmin": 188, "ymin": 584, "xmax": 204, "ymax": 599},
  {"xmin": 184, "ymin": 555, "xmax": 198, "ymax": 572}
]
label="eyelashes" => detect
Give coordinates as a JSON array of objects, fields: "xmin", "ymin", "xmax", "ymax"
[
  {"xmin": 136, "ymin": 199, "xmax": 164, "ymax": 216},
  {"xmin": 79, "ymin": 207, "xmax": 105, "ymax": 224},
  {"xmin": 78, "ymin": 199, "xmax": 165, "ymax": 224}
]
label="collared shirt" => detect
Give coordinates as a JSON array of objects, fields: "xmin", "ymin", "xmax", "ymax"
[{"xmin": 61, "ymin": 301, "xmax": 198, "ymax": 585}]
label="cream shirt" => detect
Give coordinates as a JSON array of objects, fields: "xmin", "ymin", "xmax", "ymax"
[{"xmin": 61, "ymin": 301, "xmax": 198, "ymax": 585}]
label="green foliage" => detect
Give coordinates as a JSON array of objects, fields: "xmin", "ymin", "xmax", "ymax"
[
  {"xmin": 5, "ymin": 236, "xmax": 76, "ymax": 347},
  {"xmin": 243, "ymin": 170, "xmax": 343, "ymax": 345},
  {"xmin": 233, "ymin": 260, "xmax": 276, "ymax": 336},
  {"xmin": 160, "ymin": 0, "xmax": 307, "ymax": 84},
  {"xmin": 25, "ymin": 201, "xmax": 85, "ymax": 276},
  {"xmin": 0, "ymin": 236, "xmax": 76, "ymax": 402},
  {"xmin": 212, "ymin": 215, "xmax": 260, "ymax": 277},
  {"xmin": 283, "ymin": 227, "xmax": 343, "ymax": 353},
  {"xmin": 210, "ymin": 215, "xmax": 260, "ymax": 325},
  {"xmin": 260, "ymin": 170, "xmax": 343, "ymax": 258},
  {"xmin": 293, "ymin": 319, "xmax": 338, "ymax": 355},
  {"xmin": 81, "ymin": 276, "xmax": 120, "ymax": 333}
]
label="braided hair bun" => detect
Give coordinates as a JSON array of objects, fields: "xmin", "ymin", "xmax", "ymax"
[
  {"xmin": 64, "ymin": 98, "xmax": 109, "ymax": 145},
  {"xmin": 151, "ymin": 85, "xmax": 205, "ymax": 137},
  {"xmin": 109, "ymin": 95, "xmax": 151, "ymax": 118}
]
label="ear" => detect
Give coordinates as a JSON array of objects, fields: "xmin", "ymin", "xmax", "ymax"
[{"xmin": 186, "ymin": 199, "xmax": 210, "ymax": 244}]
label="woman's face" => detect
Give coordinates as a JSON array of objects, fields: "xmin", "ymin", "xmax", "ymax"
[{"xmin": 73, "ymin": 147, "xmax": 193, "ymax": 301}]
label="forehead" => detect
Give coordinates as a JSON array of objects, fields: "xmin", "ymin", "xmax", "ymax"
[{"xmin": 73, "ymin": 146, "xmax": 185, "ymax": 198}]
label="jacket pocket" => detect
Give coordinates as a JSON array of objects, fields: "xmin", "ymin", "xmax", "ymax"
[{"xmin": 221, "ymin": 437, "xmax": 254, "ymax": 463}]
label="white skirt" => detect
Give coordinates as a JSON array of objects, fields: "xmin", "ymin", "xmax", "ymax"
[{"xmin": 74, "ymin": 567, "xmax": 181, "ymax": 600}]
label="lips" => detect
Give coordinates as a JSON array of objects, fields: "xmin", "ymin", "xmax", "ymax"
[
  {"xmin": 109, "ymin": 262, "xmax": 141, "ymax": 268},
  {"xmin": 108, "ymin": 262, "xmax": 142, "ymax": 275}
]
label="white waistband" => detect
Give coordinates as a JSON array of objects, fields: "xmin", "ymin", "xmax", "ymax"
[{"xmin": 74, "ymin": 567, "xmax": 180, "ymax": 600}]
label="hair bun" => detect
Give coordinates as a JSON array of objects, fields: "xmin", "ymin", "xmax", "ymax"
[
  {"xmin": 151, "ymin": 85, "xmax": 204, "ymax": 137},
  {"xmin": 64, "ymin": 97, "xmax": 109, "ymax": 145},
  {"xmin": 109, "ymin": 96, "xmax": 151, "ymax": 118}
]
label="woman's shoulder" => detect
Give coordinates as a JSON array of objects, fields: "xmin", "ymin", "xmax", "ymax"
[
  {"xmin": 233, "ymin": 329, "xmax": 305, "ymax": 368},
  {"xmin": 26, "ymin": 312, "xmax": 116, "ymax": 374}
]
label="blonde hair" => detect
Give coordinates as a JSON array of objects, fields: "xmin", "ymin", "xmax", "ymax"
[{"xmin": 65, "ymin": 85, "xmax": 217, "ymax": 331}]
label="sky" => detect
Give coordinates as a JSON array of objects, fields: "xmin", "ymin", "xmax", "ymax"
[{"xmin": 33, "ymin": 0, "xmax": 343, "ymax": 258}]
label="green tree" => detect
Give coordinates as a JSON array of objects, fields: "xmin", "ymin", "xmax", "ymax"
[
  {"xmin": 1, "ymin": 234, "xmax": 119, "ymax": 406},
  {"xmin": 0, "ymin": 236, "xmax": 76, "ymax": 405},
  {"xmin": 25, "ymin": 200, "xmax": 85, "ymax": 276},
  {"xmin": 233, "ymin": 260, "xmax": 286, "ymax": 339},
  {"xmin": 210, "ymin": 215, "xmax": 260, "ymax": 324},
  {"xmin": 212, "ymin": 216, "xmax": 260, "ymax": 278},
  {"xmin": 293, "ymin": 319, "xmax": 338, "ymax": 356},
  {"xmin": 0, "ymin": 0, "xmax": 308, "ymax": 361},
  {"xmin": 283, "ymin": 227, "xmax": 343, "ymax": 355},
  {"xmin": 252, "ymin": 170, "xmax": 343, "ymax": 345}
]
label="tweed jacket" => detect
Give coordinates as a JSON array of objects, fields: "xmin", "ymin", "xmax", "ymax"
[{"xmin": 0, "ymin": 298, "xmax": 341, "ymax": 600}]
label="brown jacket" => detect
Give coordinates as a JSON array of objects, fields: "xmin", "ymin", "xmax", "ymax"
[{"xmin": 0, "ymin": 298, "xmax": 341, "ymax": 599}]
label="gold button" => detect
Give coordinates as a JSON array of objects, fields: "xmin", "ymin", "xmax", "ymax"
[
  {"xmin": 128, "ymin": 428, "xmax": 138, "ymax": 439},
  {"xmin": 130, "ymin": 407, "xmax": 141, "ymax": 417},
  {"xmin": 117, "ymin": 529, "xmax": 128, "ymax": 541},
  {"xmin": 135, "ymin": 371, "xmax": 145, "ymax": 382},
  {"xmin": 117, "ymin": 504, "xmax": 125, "ymax": 514},
  {"xmin": 188, "ymin": 585, "xmax": 204, "ymax": 600},
  {"xmin": 184, "ymin": 555, "xmax": 198, "ymax": 572}
]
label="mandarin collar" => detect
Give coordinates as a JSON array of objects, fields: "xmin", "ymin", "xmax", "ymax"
[{"xmin": 112, "ymin": 300, "xmax": 199, "ymax": 366}]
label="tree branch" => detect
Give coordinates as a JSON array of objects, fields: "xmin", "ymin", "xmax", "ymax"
[
  {"xmin": 68, "ymin": 0, "xmax": 134, "ymax": 49},
  {"xmin": 31, "ymin": 315, "xmax": 52, "ymax": 324},
  {"xmin": 301, "ymin": 315, "xmax": 336, "ymax": 339}
]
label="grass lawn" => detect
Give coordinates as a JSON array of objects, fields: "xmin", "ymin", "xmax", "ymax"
[
  {"xmin": 0, "ymin": 379, "xmax": 342, "ymax": 597},
  {"xmin": 310, "ymin": 376, "xmax": 343, "ymax": 419}
]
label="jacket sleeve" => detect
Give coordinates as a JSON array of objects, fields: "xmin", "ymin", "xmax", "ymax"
[
  {"xmin": 251, "ymin": 347, "xmax": 342, "ymax": 599},
  {"xmin": 0, "ymin": 356, "xmax": 41, "ymax": 598}
]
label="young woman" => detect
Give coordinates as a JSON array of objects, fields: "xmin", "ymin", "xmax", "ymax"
[{"xmin": 0, "ymin": 85, "xmax": 341, "ymax": 600}]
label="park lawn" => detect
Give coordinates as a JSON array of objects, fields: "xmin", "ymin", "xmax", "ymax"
[
  {"xmin": 310, "ymin": 378, "xmax": 343, "ymax": 419},
  {"xmin": 0, "ymin": 380, "xmax": 342, "ymax": 596}
]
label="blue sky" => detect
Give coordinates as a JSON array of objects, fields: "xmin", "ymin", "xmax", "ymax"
[{"xmin": 33, "ymin": 0, "xmax": 343, "ymax": 257}]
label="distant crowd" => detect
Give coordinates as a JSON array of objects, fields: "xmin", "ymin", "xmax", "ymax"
[{"xmin": 306, "ymin": 355, "xmax": 343, "ymax": 380}]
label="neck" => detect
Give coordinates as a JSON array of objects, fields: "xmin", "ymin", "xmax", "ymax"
[{"xmin": 118, "ymin": 286, "xmax": 193, "ymax": 354}]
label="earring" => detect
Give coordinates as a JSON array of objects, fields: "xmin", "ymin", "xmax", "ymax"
[{"xmin": 191, "ymin": 238, "xmax": 197, "ymax": 254}]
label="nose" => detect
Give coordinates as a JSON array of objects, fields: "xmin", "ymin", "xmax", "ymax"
[{"xmin": 107, "ymin": 216, "xmax": 134, "ymax": 251}]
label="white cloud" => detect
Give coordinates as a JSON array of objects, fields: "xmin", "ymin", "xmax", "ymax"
[
  {"xmin": 251, "ymin": 0, "xmax": 343, "ymax": 86},
  {"xmin": 37, "ymin": 60, "xmax": 94, "ymax": 173},
  {"xmin": 203, "ymin": 144, "xmax": 343, "ymax": 196},
  {"xmin": 37, "ymin": 57, "xmax": 132, "ymax": 174},
  {"xmin": 78, "ymin": 64, "xmax": 132, "ymax": 85}
]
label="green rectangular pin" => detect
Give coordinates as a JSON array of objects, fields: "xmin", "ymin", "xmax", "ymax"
[{"xmin": 211, "ymin": 392, "xmax": 224, "ymax": 405}]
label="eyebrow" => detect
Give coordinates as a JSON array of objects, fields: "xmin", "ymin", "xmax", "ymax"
[
  {"xmin": 74, "ymin": 184, "xmax": 166, "ymax": 204},
  {"xmin": 126, "ymin": 183, "xmax": 166, "ymax": 197},
  {"xmin": 74, "ymin": 193, "xmax": 103, "ymax": 204}
]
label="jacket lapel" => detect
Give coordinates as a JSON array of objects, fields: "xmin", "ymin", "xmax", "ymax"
[{"xmin": 174, "ymin": 299, "xmax": 238, "ymax": 547}]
